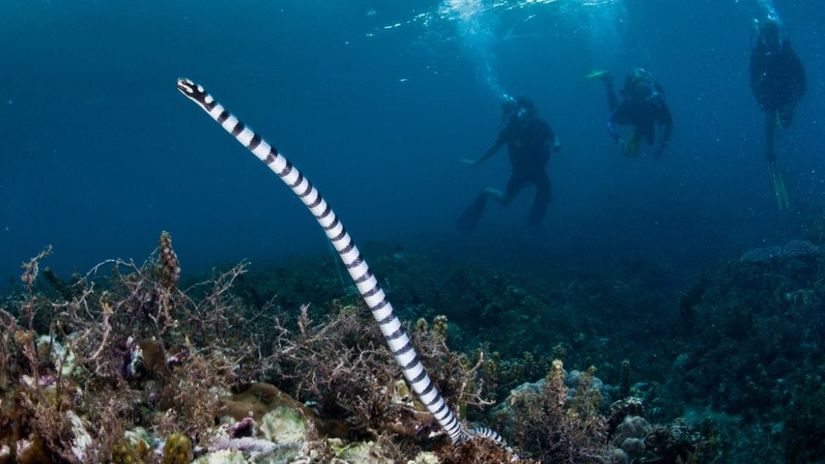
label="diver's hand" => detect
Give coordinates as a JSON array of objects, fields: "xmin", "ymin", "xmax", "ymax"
[{"xmin": 459, "ymin": 158, "xmax": 478, "ymax": 167}]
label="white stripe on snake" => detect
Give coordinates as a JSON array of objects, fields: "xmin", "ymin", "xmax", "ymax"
[{"xmin": 176, "ymin": 78, "xmax": 508, "ymax": 445}]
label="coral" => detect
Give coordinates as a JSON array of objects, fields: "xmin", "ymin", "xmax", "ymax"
[
  {"xmin": 438, "ymin": 436, "xmax": 528, "ymax": 464},
  {"xmin": 157, "ymin": 231, "xmax": 181, "ymax": 292},
  {"xmin": 111, "ymin": 435, "xmax": 150, "ymax": 464},
  {"xmin": 154, "ymin": 349, "xmax": 234, "ymax": 441},
  {"xmin": 619, "ymin": 359, "xmax": 632, "ymax": 399},
  {"xmin": 0, "ymin": 238, "xmax": 261, "ymax": 462},
  {"xmin": 803, "ymin": 208, "xmax": 825, "ymax": 243},
  {"xmin": 606, "ymin": 397, "xmax": 645, "ymax": 434},
  {"xmin": 644, "ymin": 419, "xmax": 718, "ymax": 463},
  {"xmin": 264, "ymin": 305, "xmax": 489, "ymax": 443},
  {"xmin": 161, "ymin": 433, "xmax": 192, "ymax": 464},
  {"xmin": 42, "ymin": 267, "xmax": 76, "ymax": 302},
  {"xmin": 506, "ymin": 360, "xmax": 610, "ymax": 463},
  {"xmin": 783, "ymin": 373, "xmax": 825, "ymax": 463},
  {"xmin": 611, "ymin": 415, "xmax": 650, "ymax": 460}
]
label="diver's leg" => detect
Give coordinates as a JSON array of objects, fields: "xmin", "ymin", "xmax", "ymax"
[
  {"xmin": 779, "ymin": 104, "xmax": 795, "ymax": 127},
  {"xmin": 456, "ymin": 192, "xmax": 489, "ymax": 233},
  {"xmin": 527, "ymin": 173, "xmax": 552, "ymax": 227},
  {"xmin": 765, "ymin": 114, "xmax": 776, "ymax": 163},
  {"xmin": 619, "ymin": 125, "xmax": 642, "ymax": 156},
  {"xmin": 642, "ymin": 122, "xmax": 655, "ymax": 146},
  {"xmin": 499, "ymin": 174, "xmax": 525, "ymax": 206}
]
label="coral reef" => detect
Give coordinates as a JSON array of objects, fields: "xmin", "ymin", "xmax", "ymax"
[
  {"xmin": 0, "ymin": 236, "xmax": 521, "ymax": 463},
  {"xmin": 0, "ymin": 234, "xmax": 248, "ymax": 462},
  {"xmin": 663, "ymin": 244, "xmax": 825, "ymax": 462},
  {"xmin": 6, "ymin": 231, "xmax": 823, "ymax": 462}
]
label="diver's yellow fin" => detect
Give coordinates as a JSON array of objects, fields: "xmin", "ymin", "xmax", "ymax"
[
  {"xmin": 584, "ymin": 70, "xmax": 610, "ymax": 81},
  {"xmin": 769, "ymin": 163, "xmax": 790, "ymax": 210},
  {"xmin": 775, "ymin": 110, "xmax": 784, "ymax": 129},
  {"xmin": 625, "ymin": 132, "xmax": 641, "ymax": 156}
]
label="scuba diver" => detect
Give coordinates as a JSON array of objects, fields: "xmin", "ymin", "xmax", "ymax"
[
  {"xmin": 750, "ymin": 18, "xmax": 806, "ymax": 210},
  {"xmin": 586, "ymin": 68, "xmax": 673, "ymax": 158},
  {"xmin": 457, "ymin": 96, "xmax": 561, "ymax": 232}
]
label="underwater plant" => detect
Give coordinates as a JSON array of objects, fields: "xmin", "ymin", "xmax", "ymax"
[{"xmin": 176, "ymin": 78, "xmax": 505, "ymax": 449}]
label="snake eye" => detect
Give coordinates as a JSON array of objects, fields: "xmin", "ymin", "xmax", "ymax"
[{"xmin": 176, "ymin": 78, "xmax": 197, "ymax": 94}]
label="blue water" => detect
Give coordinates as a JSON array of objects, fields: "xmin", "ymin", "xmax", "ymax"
[{"xmin": 1, "ymin": 0, "xmax": 823, "ymax": 286}]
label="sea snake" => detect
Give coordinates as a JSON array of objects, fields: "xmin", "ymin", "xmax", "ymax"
[{"xmin": 177, "ymin": 78, "xmax": 510, "ymax": 446}]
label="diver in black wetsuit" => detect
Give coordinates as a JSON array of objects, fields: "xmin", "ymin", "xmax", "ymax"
[
  {"xmin": 457, "ymin": 97, "xmax": 561, "ymax": 232},
  {"xmin": 588, "ymin": 68, "xmax": 673, "ymax": 158},
  {"xmin": 750, "ymin": 19, "xmax": 806, "ymax": 164}
]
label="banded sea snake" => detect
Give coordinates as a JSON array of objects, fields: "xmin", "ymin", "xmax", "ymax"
[{"xmin": 176, "ymin": 78, "xmax": 505, "ymax": 447}]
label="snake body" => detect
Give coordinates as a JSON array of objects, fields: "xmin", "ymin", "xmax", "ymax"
[{"xmin": 176, "ymin": 78, "xmax": 471, "ymax": 444}]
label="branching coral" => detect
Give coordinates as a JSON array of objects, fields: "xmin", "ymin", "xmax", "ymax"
[
  {"xmin": 509, "ymin": 360, "xmax": 610, "ymax": 463},
  {"xmin": 263, "ymin": 303, "xmax": 491, "ymax": 445},
  {"xmin": 0, "ymin": 235, "xmax": 258, "ymax": 462}
]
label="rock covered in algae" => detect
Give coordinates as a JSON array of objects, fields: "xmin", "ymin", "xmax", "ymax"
[
  {"xmin": 408, "ymin": 451, "xmax": 440, "ymax": 463},
  {"xmin": 328, "ymin": 439, "xmax": 395, "ymax": 464},
  {"xmin": 739, "ymin": 239, "xmax": 820, "ymax": 263},
  {"xmin": 220, "ymin": 383, "xmax": 310, "ymax": 422},
  {"xmin": 67, "ymin": 410, "xmax": 92, "ymax": 462},
  {"xmin": 192, "ymin": 449, "xmax": 247, "ymax": 464},
  {"xmin": 259, "ymin": 407, "xmax": 306, "ymax": 444},
  {"xmin": 37, "ymin": 335, "xmax": 76, "ymax": 378},
  {"xmin": 12, "ymin": 437, "xmax": 51, "ymax": 464}
]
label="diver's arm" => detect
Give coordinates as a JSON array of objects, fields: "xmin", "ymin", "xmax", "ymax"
[
  {"xmin": 471, "ymin": 139, "xmax": 505, "ymax": 166},
  {"xmin": 606, "ymin": 118, "xmax": 621, "ymax": 143},
  {"xmin": 750, "ymin": 49, "xmax": 765, "ymax": 97},
  {"xmin": 546, "ymin": 124, "xmax": 561, "ymax": 152},
  {"xmin": 789, "ymin": 49, "xmax": 807, "ymax": 100},
  {"xmin": 466, "ymin": 127, "xmax": 508, "ymax": 167}
]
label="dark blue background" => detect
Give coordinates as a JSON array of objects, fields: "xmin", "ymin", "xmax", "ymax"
[{"xmin": 1, "ymin": 0, "xmax": 822, "ymax": 286}]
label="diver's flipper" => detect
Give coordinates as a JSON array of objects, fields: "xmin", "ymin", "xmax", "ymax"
[
  {"xmin": 584, "ymin": 70, "xmax": 610, "ymax": 81},
  {"xmin": 624, "ymin": 131, "xmax": 641, "ymax": 156},
  {"xmin": 775, "ymin": 110, "xmax": 784, "ymax": 129},
  {"xmin": 457, "ymin": 193, "xmax": 488, "ymax": 233},
  {"xmin": 769, "ymin": 162, "xmax": 790, "ymax": 210}
]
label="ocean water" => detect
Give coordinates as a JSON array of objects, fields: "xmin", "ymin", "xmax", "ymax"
[{"xmin": 0, "ymin": 0, "xmax": 822, "ymax": 282}]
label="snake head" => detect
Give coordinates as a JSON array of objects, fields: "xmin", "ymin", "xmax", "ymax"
[{"xmin": 177, "ymin": 78, "xmax": 210, "ymax": 109}]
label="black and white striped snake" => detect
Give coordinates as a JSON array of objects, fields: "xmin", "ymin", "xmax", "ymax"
[{"xmin": 177, "ymin": 78, "xmax": 505, "ymax": 447}]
